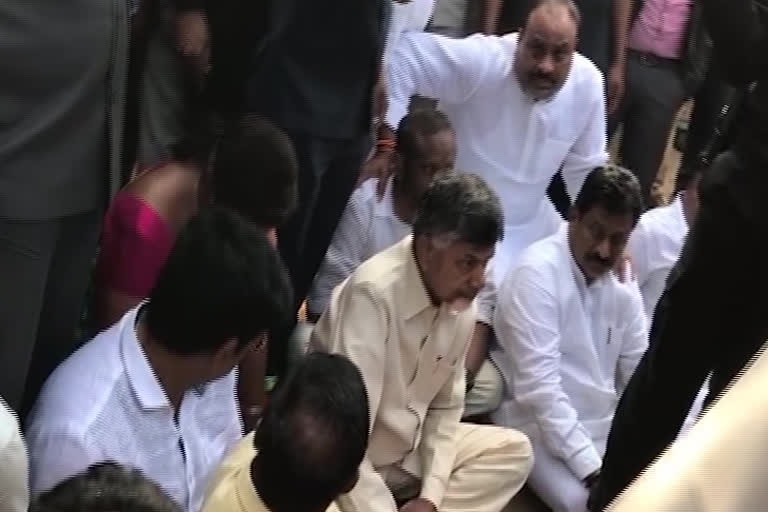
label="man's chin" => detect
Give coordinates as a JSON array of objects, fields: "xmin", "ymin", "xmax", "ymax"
[{"xmin": 445, "ymin": 297, "xmax": 473, "ymax": 314}]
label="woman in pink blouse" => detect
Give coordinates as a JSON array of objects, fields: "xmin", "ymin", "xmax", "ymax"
[{"xmin": 94, "ymin": 114, "xmax": 298, "ymax": 427}]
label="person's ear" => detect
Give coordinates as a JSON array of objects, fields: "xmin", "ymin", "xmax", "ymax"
[{"xmin": 211, "ymin": 338, "xmax": 240, "ymax": 369}]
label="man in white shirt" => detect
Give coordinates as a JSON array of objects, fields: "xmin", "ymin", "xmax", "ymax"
[
  {"xmin": 311, "ymin": 173, "xmax": 533, "ymax": 512},
  {"xmin": 377, "ymin": 0, "xmax": 609, "ymax": 283},
  {"xmin": 310, "ymin": 109, "xmax": 503, "ymax": 418},
  {"xmin": 0, "ymin": 398, "xmax": 28, "ymax": 512},
  {"xmin": 627, "ymin": 171, "xmax": 701, "ymax": 320},
  {"xmin": 491, "ymin": 165, "xmax": 648, "ymax": 512},
  {"xmin": 26, "ymin": 207, "xmax": 294, "ymax": 512}
]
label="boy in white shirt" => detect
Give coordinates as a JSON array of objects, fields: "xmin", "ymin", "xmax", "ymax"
[{"xmin": 492, "ymin": 165, "xmax": 648, "ymax": 512}]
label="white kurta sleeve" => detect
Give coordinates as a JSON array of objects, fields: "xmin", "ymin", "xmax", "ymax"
[
  {"xmin": 385, "ymin": 32, "xmax": 506, "ymax": 130},
  {"xmin": 494, "ymin": 267, "xmax": 602, "ymax": 480},
  {"xmin": 561, "ymin": 70, "xmax": 609, "ymax": 202},
  {"xmin": 311, "ymin": 285, "xmax": 396, "ymax": 512},
  {"xmin": 306, "ymin": 189, "xmax": 372, "ymax": 318},
  {"xmin": 616, "ymin": 283, "xmax": 650, "ymax": 395},
  {"xmin": 475, "ymin": 277, "xmax": 497, "ymax": 326},
  {"xmin": 0, "ymin": 402, "xmax": 28, "ymax": 512}
]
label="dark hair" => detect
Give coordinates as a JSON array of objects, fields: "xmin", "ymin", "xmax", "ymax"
[
  {"xmin": 31, "ymin": 462, "xmax": 181, "ymax": 512},
  {"xmin": 413, "ymin": 172, "xmax": 504, "ymax": 247},
  {"xmin": 574, "ymin": 165, "xmax": 644, "ymax": 225},
  {"xmin": 254, "ymin": 352, "xmax": 369, "ymax": 510},
  {"xmin": 523, "ymin": 0, "xmax": 581, "ymax": 29},
  {"xmin": 212, "ymin": 115, "xmax": 299, "ymax": 228},
  {"xmin": 146, "ymin": 206, "xmax": 293, "ymax": 355},
  {"xmin": 172, "ymin": 113, "xmax": 298, "ymax": 227},
  {"xmin": 397, "ymin": 109, "xmax": 453, "ymax": 161}
]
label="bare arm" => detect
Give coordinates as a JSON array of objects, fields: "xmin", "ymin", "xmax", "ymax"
[
  {"xmin": 606, "ymin": 0, "xmax": 633, "ymax": 114},
  {"xmin": 482, "ymin": 0, "xmax": 504, "ymax": 34}
]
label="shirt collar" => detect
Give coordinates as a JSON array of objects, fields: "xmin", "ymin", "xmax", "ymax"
[
  {"xmin": 121, "ymin": 304, "xmax": 172, "ymax": 411},
  {"xmin": 401, "ymin": 236, "xmax": 434, "ymax": 320}
]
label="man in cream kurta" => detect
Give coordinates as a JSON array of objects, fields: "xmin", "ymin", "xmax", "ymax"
[
  {"xmin": 607, "ymin": 343, "xmax": 768, "ymax": 512},
  {"xmin": 383, "ymin": 0, "xmax": 609, "ymax": 283},
  {"xmin": 491, "ymin": 166, "xmax": 649, "ymax": 512},
  {"xmin": 310, "ymin": 173, "xmax": 533, "ymax": 512}
]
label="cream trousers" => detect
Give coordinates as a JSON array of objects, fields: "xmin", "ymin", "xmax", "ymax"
[{"xmin": 377, "ymin": 424, "xmax": 533, "ymax": 512}]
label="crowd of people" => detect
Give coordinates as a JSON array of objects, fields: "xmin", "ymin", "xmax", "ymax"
[{"xmin": 1, "ymin": 0, "xmax": 766, "ymax": 511}]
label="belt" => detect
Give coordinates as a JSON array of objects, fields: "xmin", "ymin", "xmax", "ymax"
[{"xmin": 629, "ymin": 49, "xmax": 680, "ymax": 68}]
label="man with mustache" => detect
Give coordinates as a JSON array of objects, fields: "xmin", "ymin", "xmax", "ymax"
[
  {"xmin": 490, "ymin": 165, "xmax": 648, "ymax": 512},
  {"xmin": 378, "ymin": 0, "xmax": 608, "ymax": 286},
  {"xmin": 310, "ymin": 173, "xmax": 533, "ymax": 512}
]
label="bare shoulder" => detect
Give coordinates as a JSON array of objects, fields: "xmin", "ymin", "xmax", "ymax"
[{"xmin": 123, "ymin": 161, "xmax": 201, "ymax": 231}]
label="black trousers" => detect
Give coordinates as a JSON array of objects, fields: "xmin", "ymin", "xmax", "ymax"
[
  {"xmin": 270, "ymin": 131, "xmax": 370, "ymax": 377},
  {"xmin": 590, "ymin": 150, "xmax": 768, "ymax": 509},
  {"xmin": 0, "ymin": 210, "xmax": 102, "ymax": 414},
  {"xmin": 610, "ymin": 51, "xmax": 687, "ymax": 202}
]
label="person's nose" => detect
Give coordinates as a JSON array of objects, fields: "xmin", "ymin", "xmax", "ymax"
[
  {"xmin": 537, "ymin": 55, "xmax": 556, "ymax": 75},
  {"xmin": 469, "ymin": 264, "xmax": 486, "ymax": 290},
  {"xmin": 596, "ymin": 238, "xmax": 611, "ymax": 260}
]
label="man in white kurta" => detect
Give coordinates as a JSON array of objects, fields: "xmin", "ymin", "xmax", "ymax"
[
  {"xmin": 491, "ymin": 166, "xmax": 649, "ymax": 512},
  {"xmin": 384, "ymin": 0, "xmax": 608, "ymax": 283},
  {"xmin": 310, "ymin": 173, "xmax": 533, "ymax": 512}
]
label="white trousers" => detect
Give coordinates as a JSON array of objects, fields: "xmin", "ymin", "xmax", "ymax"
[
  {"xmin": 527, "ymin": 436, "xmax": 591, "ymax": 512},
  {"xmin": 377, "ymin": 424, "xmax": 533, "ymax": 512},
  {"xmin": 464, "ymin": 359, "xmax": 503, "ymax": 418}
]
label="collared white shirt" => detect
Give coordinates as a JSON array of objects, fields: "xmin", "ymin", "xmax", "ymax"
[
  {"xmin": 627, "ymin": 196, "xmax": 689, "ymax": 320},
  {"xmin": 386, "ymin": 32, "xmax": 609, "ymax": 282},
  {"xmin": 491, "ymin": 224, "xmax": 648, "ymax": 480},
  {"xmin": 26, "ymin": 306, "xmax": 243, "ymax": 512},
  {"xmin": 308, "ymin": 178, "xmax": 410, "ymax": 317},
  {"xmin": 0, "ymin": 399, "xmax": 28, "ymax": 512},
  {"xmin": 308, "ymin": 177, "xmax": 496, "ymax": 323},
  {"xmin": 310, "ymin": 236, "xmax": 476, "ymax": 512}
]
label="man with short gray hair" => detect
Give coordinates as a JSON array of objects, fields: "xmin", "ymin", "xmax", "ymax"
[{"xmin": 311, "ymin": 172, "xmax": 533, "ymax": 512}]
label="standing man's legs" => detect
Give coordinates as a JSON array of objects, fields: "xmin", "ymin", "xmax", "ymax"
[
  {"xmin": 0, "ymin": 210, "xmax": 101, "ymax": 413},
  {"xmin": 21, "ymin": 210, "xmax": 102, "ymax": 414},
  {"xmin": 590, "ymin": 150, "xmax": 768, "ymax": 510},
  {"xmin": 273, "ymin": 133, "xmax": 369, "ymax": 377},
  {"xmin": 0, "ymin": 220, "xmax": 58, "ymax": 411},
  {"xmin": 617, "ymin": 53, "xmax": 687, "ymax": 203}
]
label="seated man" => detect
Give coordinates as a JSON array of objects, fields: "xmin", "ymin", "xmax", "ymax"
[
  {"xmin": 308, "ymin": 109, "xmax": 502, "ymax": 418},
  {"xmin": 31, "ymin": 462, "xmax": 182, "ymax": 512},
  {"xmin": 491, "ymin": 165, "xmax": 649, "ymax": 512},
  {"xmin": 310, "ymin": 172, "xmax": 533, "ymax": 512},
  {"xmin": 627, "ymin": 170, "xmax": 701, "ymax": 320},
  {"xmin": 202, "ymin": 352, "xmax": 369, "ymax": 512},
  {"xmin": 26, "ymin": 207, "xmax": 294, "ymax": 512}
]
